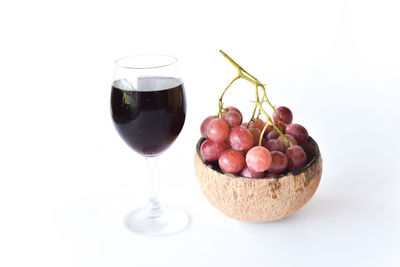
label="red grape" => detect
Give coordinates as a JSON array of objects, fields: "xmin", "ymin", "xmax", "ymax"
[
  {"xmin": 246, "ymin": 146, "xmax": 272, "ymax": 172},
  {"xmin": 249, "ymin": 127, "xmax": 261, "ymax": 146},
  {"xmin": 264, "ymin": 139, "xmax": 285, "ymax": 152},
  {"xmin": 242, "ymin": 121, "xmax": 254, "ymax": 128},
  {"xmin": 207, "ymin": 118, "xmax": 230, "ymax": 142},
  {"xmin": 225, "ymin": 106, "xmax": 242, "ymax": 119},
  {"xmin": 267, "ymin": 130, "xmax": 280, "ymax": 140},
  {"xmin": 279, "ymin": 134, "xmax": 297, "ymax": 150},
  {"xmin": 243, "ymin": 119, "xmax": 265, "ymax": 131},
  {"xmin": 222, "ymin": 110, "xmax": 242, "ymax": 128},
  {"xmin": 240, "ymin": 165, "xmax": 265, "ymax": 178},
  {"xmin": 200, "ymin": 116, "xmax": 216, "ymax": 138},
  {"xmin": 264, "ymin": 124, "xmax": 273, "ymax": 134},
  {"xmin": 218, "ymin": 149, "xmax": 245, "ymax": 174},
  {"xmin": 286, "ymin": 145, "xmax": 307, "ymax": 171},
  {"xmin": 229, "ymin": 126, "xmax": 254, "ymax": 152},
  {"xmin": 285, "ymin": 123, "xmax": 309, "ymax": 145},
  {"xmin": 268, "ymin": 151, "xmax": 288, "ymax": 174},
  {"xmin": 273, "ymin": 106, "xmax": 293, "ymax": 130},
  {"xmin": 253, "ymin": 118, "xmax": 265, "ymax": 131},
  {"xmin": 259, "ymin": 124, "xmax": 273, "ymax": 141},
  {"xmin": 200, "ymin": 139, "xmax": 227, "ymax": 162}
]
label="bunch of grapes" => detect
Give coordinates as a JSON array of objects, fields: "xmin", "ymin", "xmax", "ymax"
[
  {"xmin": 198, "ymin": 51, "xmax": 310, "ymax": 178},
  {"xmin": 200, "ymin": 106, "xmax": 309, "ymax": 178}
]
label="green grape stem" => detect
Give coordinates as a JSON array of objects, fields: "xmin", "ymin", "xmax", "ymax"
[
  {"xmin": 218, "ymin": 76, "xmax": 240, "ymax": 117},
  {"xmin": 218, "ymin": 50, "xmax": 289, "ymax": 145}
]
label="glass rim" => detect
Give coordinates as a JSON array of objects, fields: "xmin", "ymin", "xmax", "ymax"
[{"xmin": 114, "ymin": 54, "xmax": 178, "ymax": 70}]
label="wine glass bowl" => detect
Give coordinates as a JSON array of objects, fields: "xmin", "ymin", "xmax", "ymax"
[
  {"xmin": 111, "ymin": 55, "xmax": 186, "ymax": 157},
  {"xmin": 194, "ymin": 137, "xmax": 322, "ymax": 222},
  {"xmin": 111, "ymin": 55, "xmax": 189, "ymax": 235}
]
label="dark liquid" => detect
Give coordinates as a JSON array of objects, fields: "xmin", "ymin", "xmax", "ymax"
[{"xmin": 111, "ymin": 77, "xmax": 186, "ymax": 156}]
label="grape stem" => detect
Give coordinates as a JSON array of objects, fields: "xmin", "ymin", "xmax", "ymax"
[
  {"xmin": 218, "ymin": 50, "xmax": 289, "ymax": 146},
  {"xmin": 218, "ymin": 76, "xmax": 240, "ymax": 117}
]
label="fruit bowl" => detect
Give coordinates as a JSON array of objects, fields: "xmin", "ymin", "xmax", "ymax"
[{"xmin": 194, "ymin": 136, "xmax": 322, "ymax": 222}]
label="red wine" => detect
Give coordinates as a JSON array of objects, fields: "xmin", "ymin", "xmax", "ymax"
[{"xmin": 111, "ymin": 77, "xmax": 186, "ymax": 156}]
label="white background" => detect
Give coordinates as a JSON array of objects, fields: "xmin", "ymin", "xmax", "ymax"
[{"xmin": 0, "ymin": 0, "xmax": 399, "ymax": 266}]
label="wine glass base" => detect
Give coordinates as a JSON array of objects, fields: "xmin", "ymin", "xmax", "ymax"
[{"xmin": 124, "ymin": 205, "xmax": 189, "ymax": 236}]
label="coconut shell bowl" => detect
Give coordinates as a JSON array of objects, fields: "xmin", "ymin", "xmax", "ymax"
[{"xmin": 194, "ymin": 137, "xmax": 322, "ymax": 222}]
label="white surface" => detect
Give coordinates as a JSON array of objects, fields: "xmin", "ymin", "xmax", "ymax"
[{"xmin": 0, "ymin": 0, "xmax": 399, "ymax": 266}]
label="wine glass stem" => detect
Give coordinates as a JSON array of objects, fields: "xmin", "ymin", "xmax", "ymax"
[{"xmin": 145, "ymin": 156, "xmax": 162, "ymax": 216}]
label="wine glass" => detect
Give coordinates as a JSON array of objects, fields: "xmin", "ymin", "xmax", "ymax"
[{"xmin": 110, "ymin": 55, "xmax": 189, "ymax": 235}]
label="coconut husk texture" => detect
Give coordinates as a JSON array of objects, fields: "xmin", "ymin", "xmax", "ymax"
[{"xmin": 194, "ymin": 137, "xmax": 322, "ymax": 222}]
